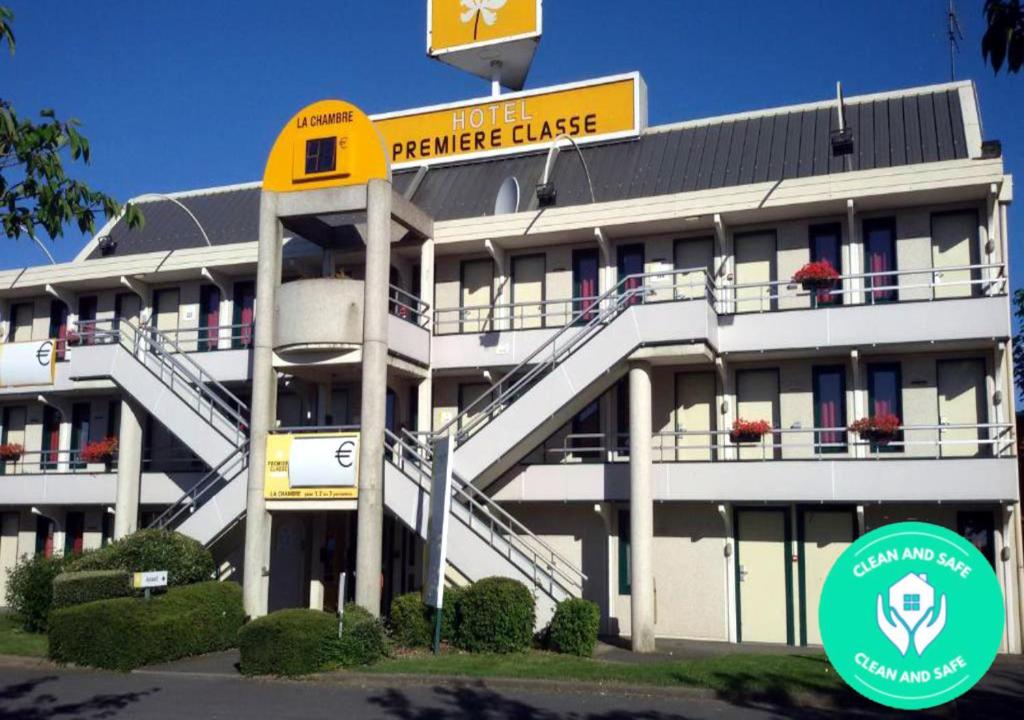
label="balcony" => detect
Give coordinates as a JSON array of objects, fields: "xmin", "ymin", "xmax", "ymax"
[
  {"xmin": 495, "ymin": 423, "xmax": 1019, "ymax": 504},
  {"xmin": 432, "ymin": 263, "xmax": 1009, "ymax": 368}
]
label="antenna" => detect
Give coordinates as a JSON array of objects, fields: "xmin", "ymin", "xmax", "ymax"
[{"xmin": 947, "ymin": 0, "xmax": 963, "ymax": 81}]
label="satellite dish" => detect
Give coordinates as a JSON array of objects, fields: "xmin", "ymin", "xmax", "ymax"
[{"xmin": 494, "ymin": 176, "xmax": 520, "ymax": 215}]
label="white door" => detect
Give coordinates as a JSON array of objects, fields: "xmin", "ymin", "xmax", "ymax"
[
  {"xmin": 937, "ymin": 359, "xmax": 987, "ymax": 458},
  {"xmin": 736, "ymin": 369, "xmax": 779, "ymax": 460},
  {"xmin": 511, "ymin": 255, "xmax": 545, "ymax": 330},
  {"xmin": 802, "ymin": 510, "xmax": 854, "ymax": 645},
  {"xmin": 461, "ymin": 260, "xmax": 494, "ymax": 332},
  {"xmin": 675, "ymin": 372, "xmax": 716, "ymax": 461},
  {"xmin": 737, "ymin": 509, "xmax": 789, "ymax": 643},
  {"xmin": 734, "ymin": 232, "xmax": 775, "ymax": 313},
  {"xmin": 116, "ymin": 294, "xmax": 141, "ymax": 328},
  {"xmin": 459, "ymin": 382, "xmax": 492, "ymax": 432},
  {"xmin": 931, "ymin": 212, "xmax": 977, "ymax": 299},
  {"xmin": 11, "ymin": 303, "xmax": 34, "ymax": 342},
  {"xmin": 0, "ymin": 513, "xmax": 20, "ymax": 606},
  {"xmin": 674, "ymin": 237, "xmax": 714, "ymax": 300}
]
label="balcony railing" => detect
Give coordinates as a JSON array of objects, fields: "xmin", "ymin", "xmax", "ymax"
[
  {"xmin": 0, "ymin": 448, "xmax": 116, "ymax": 475},
  {"xmin": 432, "ymin": 263, "xmax": 1006, "ymax": 335},
  {"xmin": 389, "ymin": 285, "xmax": 430, "ymax": 329},
  {"xmin": 536, "ymin": 423, "xmax": 1015, "ymax": 464},
  {"xmin": 73, "ymin": 319, "xmax": 254, "ymax": 352}
]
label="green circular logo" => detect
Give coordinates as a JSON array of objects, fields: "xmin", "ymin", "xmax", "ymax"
[{"xmin": 819, "ymin": 521, "xmax": 1004, "ymax": 710}]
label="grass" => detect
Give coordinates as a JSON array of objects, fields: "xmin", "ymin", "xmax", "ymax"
[
  {"xmin": 0, "ymin": 613, "xmax": 47, "ymax": 657},
  {"xmin": 364, "ymin": 648, "xmax": 848, "ymax": 703}
]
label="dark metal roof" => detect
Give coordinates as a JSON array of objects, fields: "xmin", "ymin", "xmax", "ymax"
[{"xmin": 88, "ymin": 87, "xmax": 970, "ymax": 259}]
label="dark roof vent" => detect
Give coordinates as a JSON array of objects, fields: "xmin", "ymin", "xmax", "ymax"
[
  {"xmin": 97, "ymin": 236, "xmax": 117, "ymax": 257},
  {"xmin": 980, "ymin": 140, "xmax": 1002, "ymax": 159}
]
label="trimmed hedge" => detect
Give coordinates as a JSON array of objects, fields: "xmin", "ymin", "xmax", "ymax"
[
  {"xmin": 67, "ymin": 529, "xmax": 214, "ymax": 586},
  {"xmin": 239, "ymin": 603, "xmax": 389, "ymax": 676},
  {"xmin": 238, "ymin": 609, "xmax": 337, "ymax": 676},
  {"xmin": 547, "ymin": 598, "xmax": 600, "ymax": 657},
  {"xmin": 52, "ymin": 570, "xmax": 131, "ymax": 610},
  {"xmin": 48, "ymin": 581, "xmax": 244, "ymax": 671},
  {"xmin": 4, "ymin": 553, "xmax": 73, "ymax": 631},
  {"xmin": 457, "ymin": 577, "xmax": 535, "ymax": 654},
  {"xmin": 389, "ymin": 592, "xmax": 431, "ymax": 648},
  {"xmin": 440, "ymin": 584, "xmax": 466, "ymax": 645}
]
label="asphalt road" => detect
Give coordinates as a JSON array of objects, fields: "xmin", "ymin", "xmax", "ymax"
[{"xmin": 0, "ymin": 659, "xmax": 1020, "ymax": 720}]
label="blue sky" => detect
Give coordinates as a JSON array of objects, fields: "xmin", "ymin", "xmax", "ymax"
[{"xmin": 0, "ymin": 0, "xmax": 1021, "ymax": 273}]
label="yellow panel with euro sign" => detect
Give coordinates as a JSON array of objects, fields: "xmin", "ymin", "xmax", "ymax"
[
  {"xmin": 264, "ymin": 432, "xmax": 360, "ymax": 501},
  {"xmin": 263, "ymin": 100, "xmax": 389, "ymax": 193},
  {"xmin": 429, "ymin": 0, "xmax": 541, "ymax": 55}
]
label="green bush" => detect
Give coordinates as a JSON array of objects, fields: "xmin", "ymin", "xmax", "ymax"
[
  {"xmin": 67, "ymin": 529, "xmax": 213, "ymax": 586},
  {"xmin": 547, "ymin": 598, "xmax": 600, "ymax": 657},
  {"xmin": 238, "ymin": 609, "xmax": 338, "ymax": 676},
  {"xmin": 457, "ymin": 577, "xmax": 535, "ymax": 654},
  {"xmin": 4, "ymin": 553, "xmax": 73, "ymax": 632},
  {"xmin": 239, "ymin": 604, "xmax": 389, "ymax": 676},
  {"xmin": 332, "ymin": 603, "xmax": 390, "ymax": 667},
  {"xmin": 441, "ymin": 584, "xmax": 466, "ymax": 645},
  {"xmin": 48, "ymin": 581, "xmax": 244, "ymax": 671},
  {"xmin": 389, "ymin": 592, "xmax": 431, "ymax": 648},
  {"xmin": 52, "ymin": 570, "xmax": 131, "ymax": 609}
]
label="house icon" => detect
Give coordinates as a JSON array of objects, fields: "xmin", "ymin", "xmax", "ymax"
[{"xmin": 889, "ymin": 572, "xmax": 934, "ymax": 630}]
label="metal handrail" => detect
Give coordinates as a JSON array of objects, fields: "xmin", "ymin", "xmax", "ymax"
[
  {"xmin": 389, "ymin": 285, "xmax": 430, "ymax": 329},
  {"xmin": 0, "ymin": 448, "xmax": 117, "ymax": 474},
  {"xmin": 538, "ymin": 423, "xmax": 1016, "ymax": 462},
  {"xmin": 75, "ymin": 319, "xmax": 254, "ymax": 350},
  {"xmin": 385, "ymin": 429, "xmax": 586, "ymax": 595},
  {"xmin": 148, "ymin": 442, "xmax": 249, "ymax": 530},
  {"xmin": 114, "ymin": 319, "xmax": 250, "ymax": 445},
  {"xmin": 437, "ymin": 268, "xmax": 715, "ymax": 445}
]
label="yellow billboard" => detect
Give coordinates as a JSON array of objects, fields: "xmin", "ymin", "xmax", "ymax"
[
  {"xmin": 264, "ymin": 432, "xmax": 360, "ymax": 501},
  {"xmin": 428, "ymin": 0, "xmax": 541, "ymax": 54},
  {"xmin": 373, "ymin": 73, "xmax": 645, "ymax": 169},
  {"xmin": 263, "ymin": 100, "xmax": 389, "ymax": 193}
]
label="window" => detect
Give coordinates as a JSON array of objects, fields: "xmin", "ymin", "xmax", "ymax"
[
  {"xmin": 617, "ymin": 244, "xmax": 645, "ymax": 307},
  {"xmin": 70, "ymin": 402, "xmax": 90, "ymax": 470},
  {"xmin": 199, "ymin": 285, "xmax": 221, "ymax": 351},
  {"xmin": 812, "ymin": 366, "xmax": 847, "ymax": 453},
  {"xmin": 867, "ymin": 362, "xmax": 903, "ymax": 452},
  {"xmin": 41, "ymin": 406, "xmax": 61, "ymax": 470},
  {"xmin": 511, "ymin": 254, "xmax": 546, "ymax": 329},
  {"xmin": 49, "ymin": 300, "xmax": 68, "ymax": 360},
  {"xmin": 903, "ymin": 594, "xmax": 920, "ymax": 612},
  {"xmin": 233, "ymin": 281, "xmax": 255, "ymax": 348},
  {"xmin": 77, "ymin": 296, "xmax": 97, "ymax": 343},
  {"xmin": 615, "ymin": 378, "xmax": 629, "ymax": 452},
  {"xmin": 809, "ymin": 223, "xmax": 843, "ymax": 306},
  {"xmin": 570, "ymin": 399, "xmax": 601, "ymax": 461},
  {"xmin": 35, "ymin": 516, "xmax": 54, "ymax": 558},
  {"xmin": 304, "ymin": 137, "xmax": 337, "ymax": 175},
  {"xmin": 863, "ymin": 218, "xmax": 897, "ymax": 303},
  {"xmin": 572, "ymin": 249, "xmax": 600, "ymax": 322},
  {"xmin": 9, "ymin": 302, "xmax": 33, "ymax": 342},
  {"xmin": 64, "ymin": 512, "xmax": 85, "ymax": 556},
  {"xmin": 618, "ymin": 509, "xmax": 631, "ymax": 594}
]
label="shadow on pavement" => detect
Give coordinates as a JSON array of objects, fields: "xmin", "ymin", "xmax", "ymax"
[{"xmin": 0, "ymin": 674, "xmax": 159, "ymax": 720}]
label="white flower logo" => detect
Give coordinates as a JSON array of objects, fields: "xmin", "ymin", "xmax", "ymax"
[{"xmin": 461, "ymin": 0, "xmax": 507, "ymax": 40}]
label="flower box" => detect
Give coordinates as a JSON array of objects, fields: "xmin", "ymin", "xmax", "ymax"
[
  {"xmin": 730, "ymin": 418, "xmax": 772, "ymax": 443},
  {"xmin": 792, "ymin": 260, "xmax": 841, "ymax": 292},
  {"xmin": 81, "ymin": 436, "xmax": 118, "ymax": 464},
  {"xmin": 0, "ymin": 443, "xmax": 24, "ymax": 462},
  {"xmin": 848, "ymin": 414, "xmax": 901, "ymax": 445}
]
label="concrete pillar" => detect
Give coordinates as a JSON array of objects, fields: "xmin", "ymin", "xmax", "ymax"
[
  {"xmin": 113, "ymin": 398, "xmax": 144, "ymax": 538},
  {"xmin": 628, "ymin": 362, "xmax": 655, "ymax": 652},
  {"xmin": 242, "ymin": 192, "xmax": 283, "ymax": 619},
  {"xmin": 355, "ymin": 179, "xmax": 392, "ymax": 616}
]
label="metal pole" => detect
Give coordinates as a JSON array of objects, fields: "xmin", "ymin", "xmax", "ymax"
[{"xmin": 339, "ymin": 572, "xmax": 347, "ymax": 639}]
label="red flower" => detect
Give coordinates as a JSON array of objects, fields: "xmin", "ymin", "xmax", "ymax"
[
  {"xmin": 0, "ymin": 443, "xmax": 24, "ymax": 461},
  {"xmin": 792, "ymin": 260, "xmax": 841, "ymax": 284},
  {"xmin": 731, "ymin": 418, "xmax": 772, "ymax": 438},
  {"xmin": 848, "ymin": 414, "xmax": 901, "ymax": 436},
  {"xmin": 81, "ymin": 436, "xmax": 118, "ymax": 463}
]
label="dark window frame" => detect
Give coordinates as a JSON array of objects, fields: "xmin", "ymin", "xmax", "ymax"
[
  {"xmin": 866, "ymin": 361, "xmax": 904, "ymax": 452},
  {"xmin": 862, "ymin": 217, "xmax": 898, "ymax": 304},
  {"xmin": 811, "ymin": 365, "xmax": 848, "ymax": 454}
]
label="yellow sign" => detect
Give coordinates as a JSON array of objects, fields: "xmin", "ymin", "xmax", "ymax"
[
  {"xmin": 373, "ymin": 73, "xmax": 644, "ymax": 169},
  {"xmin": 263, "ymin": 100, "xmax": 389, "ymax": 193},
  {"xmin": 264, "ymin": 432, "xmax": 360, "ymax": 501},
  {"xmin": 428, "ymin": 0, "xmax": 541, "ymax": 54}
]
